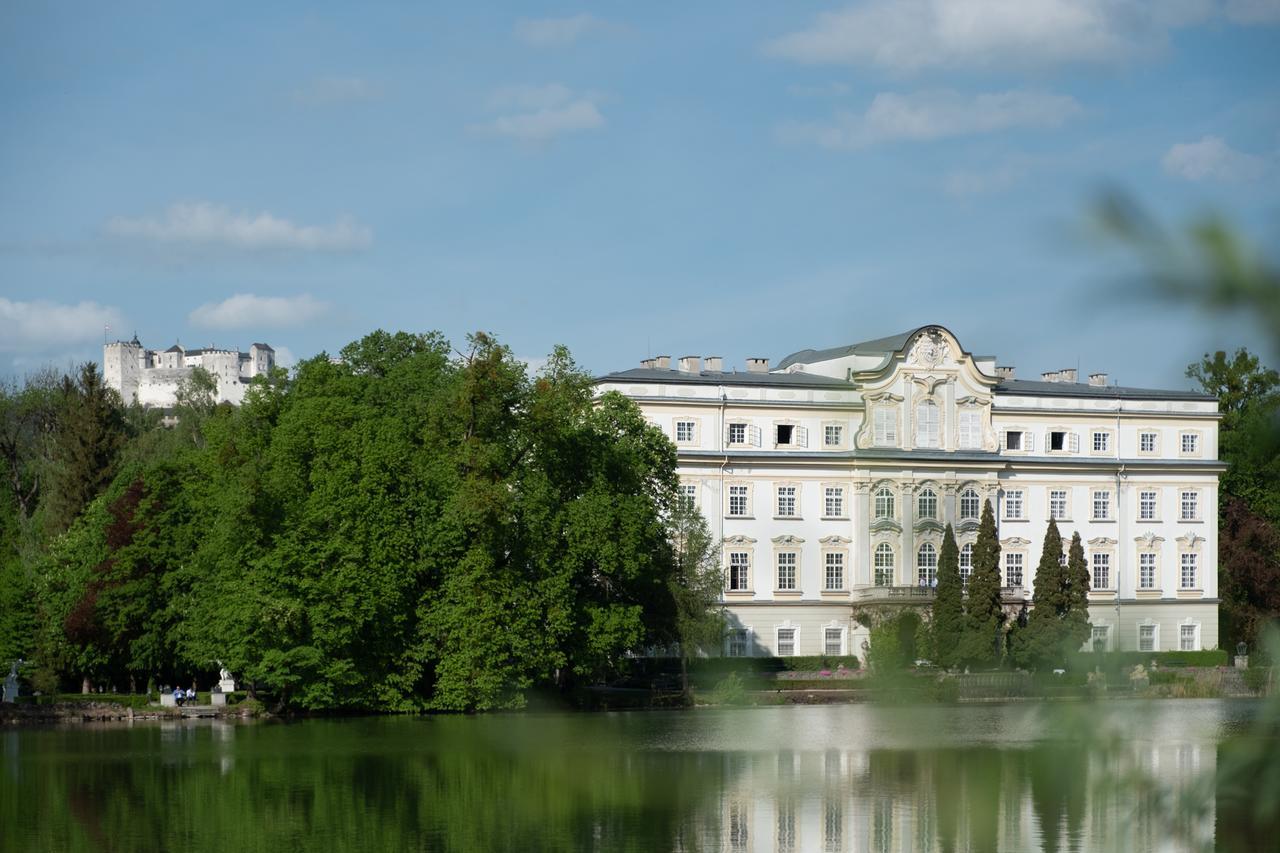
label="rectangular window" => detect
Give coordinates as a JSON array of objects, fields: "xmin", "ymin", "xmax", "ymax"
[
  {"xmin": 1140, "ymin": 432, "xmax": 1157, "ymax": 453},
  {"xmin": 1093, "ymin": 431, "xmax": 1111, "ymax": 452},
  {"xmin": 915, "ymin": 402, "xmax": 940, "ymax": 448},
  {"xmin": 824, "ymin": 487, "xmax": 844, "ymax": 518},
  {"xmin": 1139, "ymin": 625, "xmax": 1157, "ymax": 652},
  {"xmin": 1092, "ymin": 553, "xmax": 1111, "ymax": 589},
  {"xmin": 1005, "ymin": 553, "xmax": 1024, "ymax": 587},
  {"xmin": 678, "ymin": 484, "xmax": 697, "ymax": 509},
  {"xmin": 1139, "ymin": 553, "xmax": 1157, "ymax": 589},
  {"xmin": 777, "ymin": 628, "xmax": 796, "ymax": 657},
  {"xmin": 1180, "ymin": 490, "xmax": 1198, "ymax": 521},
  {"xmin": 1005, "ymin": 490, "xmax": 1024, "ymax": 520},
  {"xmin": 675, "ymin": 420, "xmax": 695, "ymax": 443},
  {"xmin": 1092, "ymin": 490, "xmax": 1111, "ymax": 520},
  {"xmin": 1050, "ymin": 430, "xmax": 1066, "ymax": 451},
  {"xmin": 1049, "ymin": 489, "xmax": 1067, "ymax": 520},
  {"xmin": 776, "ymin": 486, "xmax": 797, "ymax": 517},
  {"xmin": 1180, "ymin": 625, "xmax": 1197, "ymax": 652},
  {"xmin": 777, "ymin": 552, "xmax": 797, "ymax": 590},
  {"xmin": 728, "ymin": 422, "xmax": 746, "ymax": 445},
  {"xmin": 959, "ymin": 544, "xmax": 973, "ymax": 586},
  {"xmin": 728, "ymin": 485, "xmax": 748, "ymax": 517},
  {"xmin": 824, "ymin": 627, "xmax": 843, "ymax": 656},
  {"xmin": 727, "ymin": 629, "xmax": 748, "ymax": 657},
  {"xmin": 1092, "ymin": 625, "xmax": 1110, "ymax": 648},
  {"xmin": 873, "ymin": 407, "xmax": 897, "ymax": 446},
  {"xmin": 958, "ymin": 409, "xmax": 981, "ymax": 449},
  {"xmin": 824, "ymin": 552, "xmax": 844, "ymax": 590},
  {"xmin": 728, "ymin": 552, "xmax": 750, "ymax": 591},
  {"xmin": 824, "ymin": 424, "xmax": 842, "ymax": 447},
  {"xmin": 1005, "ymin": 430, "xmax": 1023, "ymax": 451},
  {"xmin": 1140, "ymin": 490, "xmax": 1157, "ymax": 520},
  {"xmin": 1181, "ymin": 433, "xmax": 1199, "ymax": 454},
  {"xmin": 776, "ymin": 424, "xmax": 795, "ymax": 446},
  {"xmin": 1181, "ymin": 553, "xmax": 1197, "ymax": 589}
]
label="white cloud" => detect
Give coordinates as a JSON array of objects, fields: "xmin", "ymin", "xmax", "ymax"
[
  {"xmin": 474, "ymin": 85, "xmax": 605, "ymax": 142},
  {"xmin": 292, "ymin": 76, "xmax": 381, "ymax": 106},
  {"xmin": 189, "ymin": 294, "xmax": 330, "ymax": 330},
  {"xmin": 779, "ymin": 90, "xmax": 1082, "ymax": 150},
  {"xmin": 105, "ymin": 202, "xmax": 372, "ymax": 252},
  {"xmin": 1224, "ymin": 0, "xmax": 1280, "ymax": 23},
  {"xmin": 1161, "ymin": 136, "xmax": 1268, "ymax": 181},
  {"xmin": 766, "ymin": 0, "xmax": 1215, "ymax": 72},
  {"xmin": 514, "ymin": 14, "xmax": 606, "ymax": 47},
  {"xmin": 0, "ymin": 298, "xmax": 124, "ymax": 353}
]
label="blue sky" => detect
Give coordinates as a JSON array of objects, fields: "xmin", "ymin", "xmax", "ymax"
[{"xmin": 2, "ymin": 1, "xmax": 1278, "ymax": 388}]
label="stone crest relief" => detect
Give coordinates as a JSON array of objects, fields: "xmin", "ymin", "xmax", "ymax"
[{"xmin": 909, "ymin": 329, "xmax": 950, "ymax": 368}]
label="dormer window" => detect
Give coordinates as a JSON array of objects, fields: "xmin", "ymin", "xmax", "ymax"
[
  {"xmin": 915, "ymin": 401, "xmax": 940, "ymax": 448},
  {"xmin": 958, "ymin": 408, "xmax": 981, "ymax": 450},
  {"xmin": 873, "ymin": 407, "xmax": 897, "ymax": 446}
]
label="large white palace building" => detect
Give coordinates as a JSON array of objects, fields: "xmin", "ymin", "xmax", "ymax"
[
  {"xmin": 104, "ymin": 336, "xmax": 276, "ymax": 408},
  {"xmin": 597, "ymin": 326, "xmax": 1222, "ymax": 658}
]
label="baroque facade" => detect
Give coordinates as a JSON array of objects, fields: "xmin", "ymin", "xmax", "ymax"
[
  {"xmin": 596, "ymin": 326, "xmax": 1222, "ymax": 657},
  {"xmin": 103, "ymin": 336, "xmax": 276, "ymax": 407}
]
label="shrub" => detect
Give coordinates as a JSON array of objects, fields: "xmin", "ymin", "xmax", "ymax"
[
  {"xmin": 708, "ymin": 671, "xmax": 748, "ymax": 705},
  {"xmin": 1243, "ymin": 666, "xmax": 1271, "ymax": 694}
]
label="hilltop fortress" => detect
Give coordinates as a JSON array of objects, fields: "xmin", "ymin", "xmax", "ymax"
[{"xmin": 103, "ymin": 336, "xmax": 276, "ymax": 407}]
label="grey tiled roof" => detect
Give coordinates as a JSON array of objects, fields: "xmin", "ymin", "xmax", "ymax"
[
  {"xmin": 776, "ymin": 328, "xmax": 922, "ymax": 370},
  {"xmin": 995, "ymin": 379, "xmax": 1214, "ymax": 401},
  {"xmin": 598, "ymin": 367, "xmax": 854, "ymax": 389}
]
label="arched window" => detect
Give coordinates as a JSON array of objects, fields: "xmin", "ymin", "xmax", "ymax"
[
  {"xmin": 874, "ymin": 543, "xmax": 895, "ymax": 586},
  {"xmin": 917, "ymin": 543, "xmax": 938, "ymax": 586},
  {"xmin": 874, "ymin": 487, "xmax": 895, "ymax": 519},
  {"xmin": 917, "ymin": 487, "xmax": 938, "ymax": 520},
  {"xmin": 960, "ymin": 488, "xmax": 980, "ymax": 520},
  {"xmin": 916, "ymin": 400, "xmax": 940, "ymax": 448},
  {"xmin": 959, "ymin": 543, "xmax": 974, "ymax": 587}
]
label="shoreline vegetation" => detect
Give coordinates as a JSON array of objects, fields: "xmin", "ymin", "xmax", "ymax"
[{"xmin": 5, "ymin": 660, "xmax": 1270, "ymax": 725}]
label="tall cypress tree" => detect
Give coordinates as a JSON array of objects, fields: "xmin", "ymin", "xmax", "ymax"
[
  {"xmin": 1015, "ymin": 519, "xmax": 1068, "ymax": 668},
  {"xmin": 932, "ymin": 523, "xmax": 964, "ymax": 669},
  {"xmin": 1063, "ymin": 531, "xmax": 1091, "ymax": 654},
  {"xmin": 960, "ymin": 500, "xmax": 1003, "ymax": 667}
]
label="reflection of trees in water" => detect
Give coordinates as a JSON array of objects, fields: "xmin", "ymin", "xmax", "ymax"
[{"xmin": 0, "ymin": 709, "xmax": 1253, "ymax": 853}]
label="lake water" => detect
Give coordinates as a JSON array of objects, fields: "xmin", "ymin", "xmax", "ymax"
[{"xmin": 0, "ymin": 699, "xmax": 1270, "ymax": 852}]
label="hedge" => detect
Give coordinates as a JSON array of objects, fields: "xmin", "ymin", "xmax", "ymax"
[{"xmin": 1068, "ymin": 649, "xmax": 1229, "ymax": 670}]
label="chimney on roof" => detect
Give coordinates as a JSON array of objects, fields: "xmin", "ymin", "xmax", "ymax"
[
  {"xmin": 746, "ymin": 357, "xmax": 770, "ymax": 373},
  {"xmin": 1041, "ymin": 370, "xmax": 1059, "ymax": 383},
  {"xmin": 1089, "ymin": 372, "xmax": 1109, "ymax": 387},
  {"xmin": 654, "ymin": 355, "xmax": 671, "ymax": 370},
  {"xmin": 678, "ymin": 356, "xmax": 701, "ymax": 374},
  {"xmin": 640, "ymin": 358, "xmax": 656, "ymax": 369},
  {"xmin": 996, "ymin": 365, "xmax": 1015, "ymax": 380},
  {"xmin": 1060, "ymin": 368, "xmax": 1078, "ymax": 384},
  {"xmin": 704, "ymin": 356, "xmax": 723, "ymax": 373}
]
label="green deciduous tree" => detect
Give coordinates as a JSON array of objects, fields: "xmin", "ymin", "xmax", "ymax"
[
  {"xmin": 665, "ymin": 498, "xmax": 725, "ymax": 698},
  {"xmin": 932, "ymin": 524, "xmax": 963, "ymax": 669},
  {"xmin": 960, "ymin": 500, "xmax": 1003, "ymax": 668}
]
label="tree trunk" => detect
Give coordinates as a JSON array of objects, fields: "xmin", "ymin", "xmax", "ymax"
[{"xmin": 680, "ymin": 655, "xmax": 689, "ymax": 701}]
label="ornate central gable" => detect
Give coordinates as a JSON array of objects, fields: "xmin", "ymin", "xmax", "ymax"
[{"xmin": 852, "ymin": 326, "xmax": 999, "ymax": 452}]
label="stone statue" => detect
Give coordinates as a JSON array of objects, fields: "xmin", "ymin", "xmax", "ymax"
[{"xmin": 216, "ymin": 661, "xmax": 236, "ymax": 694}]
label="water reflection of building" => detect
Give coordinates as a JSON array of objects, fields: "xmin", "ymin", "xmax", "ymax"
[
  {"xmin": 598, "ymin": 326, "xmax": 1221, "ymax": 656},
  {"xmin": 709, "ymin": 741, "xmax": 1214, "ymax": 852}
]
